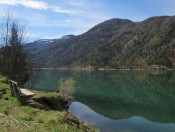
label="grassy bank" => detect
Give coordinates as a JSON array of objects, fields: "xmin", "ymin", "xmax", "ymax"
[{"xmin": 0, "ymin": 76, "xmax": 97, "ymax": 132}]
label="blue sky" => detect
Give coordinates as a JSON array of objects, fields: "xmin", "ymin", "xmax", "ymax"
[{"xmin": 0, "ymin": 0, "xmax": 175, "ymax": 39}]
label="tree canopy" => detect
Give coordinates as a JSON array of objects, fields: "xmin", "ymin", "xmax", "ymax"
[{"xmin": 0, "ymin": 12, "xmax": 32, "ymax": 85}]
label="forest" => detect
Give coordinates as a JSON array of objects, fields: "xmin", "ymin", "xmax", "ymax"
[{"xmin": 26, "ymin": 16, "xmax": 175, "ymax": 69}]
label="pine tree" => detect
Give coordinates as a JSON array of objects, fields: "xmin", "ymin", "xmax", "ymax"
[{"xmin": 0, "ymin": 13, "xmax": 32, "ymax": 85}]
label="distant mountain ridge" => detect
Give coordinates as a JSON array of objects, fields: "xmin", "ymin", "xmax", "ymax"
[
  {"xmin": 28, "ymin": 16, "xmax": 175, "ymax": 69},
  {"xmin": 25, "ymin": 34, "xmax": 76, "ymax": 52}
]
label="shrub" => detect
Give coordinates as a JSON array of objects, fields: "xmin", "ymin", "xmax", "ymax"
[{"xmin": 58, "ymin": 78, "xmax": 77, "ymax": 101}]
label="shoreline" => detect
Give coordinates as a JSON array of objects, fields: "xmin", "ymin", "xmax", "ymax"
[{"xmin": 34, "ymin": 67, "xmax": 174, "ymax": 71}]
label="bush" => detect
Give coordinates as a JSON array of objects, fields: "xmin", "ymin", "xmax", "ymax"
[{"xmin": 58, "ymin": 78, "xmax": 77, "ymax": 101}]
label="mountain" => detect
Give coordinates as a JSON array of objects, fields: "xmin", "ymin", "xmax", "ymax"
[
  {"xmin": 25, "ymin": 35, "xmax": 76, "ymax": 53},
  {"xmin": 29, "ymin": 16, "xmax": 175, "ymax": 69},
  {"xmin": 60, "ymin": 35, "xmax": 76, "ymax": 40}
]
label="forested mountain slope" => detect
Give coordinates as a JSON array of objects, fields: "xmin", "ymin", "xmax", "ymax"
[{"xmin": 29, "ymin": 16, "xmax": 175, "ymax": 69}]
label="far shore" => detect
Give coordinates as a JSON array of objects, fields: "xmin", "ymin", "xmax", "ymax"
[{"xmin": 33, "ymin": 67, "xmax": 174, "ymax": 71}]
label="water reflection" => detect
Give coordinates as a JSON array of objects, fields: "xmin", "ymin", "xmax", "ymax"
[
  {"xmin": 69, "ymin": 102, "xmax": 175, "ymax": 132},
  {"xmin": 73, "ymin": 71, "xmax": 175, "ymax": 123},
  {"xmin": 26, "ymin": 70, "xmax": 175, "ymax": 131}
]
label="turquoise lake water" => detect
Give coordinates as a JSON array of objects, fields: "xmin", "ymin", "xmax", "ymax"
[{"xmin": 26, "ymin": 70, "xmax": 175, "ymax": 132}]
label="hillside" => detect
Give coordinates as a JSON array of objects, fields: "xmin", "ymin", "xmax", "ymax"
[
  {"xmin": 25, "ymin": 35, "xmax": 76, "ymax": 53},
  {"xmin": 29, "ymin": 16, "xmax": 175, "ymax": 69},
  {"xmin": 0, "ymin": 76, "xmax": 96, "ymax": 132}
]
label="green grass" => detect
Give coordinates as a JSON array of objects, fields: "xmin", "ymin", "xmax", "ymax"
[
  {"xmin": 0, "ymin": 76, "xmax": 97, "ymax": 132},
  {"xmin": 0, "ymin": 76, "xmax": 6, "ymax": 82}
]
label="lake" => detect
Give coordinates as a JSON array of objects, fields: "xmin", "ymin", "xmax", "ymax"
[{"xmin": 26, "ymin": 69, "xmax": 175, "ymax": 132}]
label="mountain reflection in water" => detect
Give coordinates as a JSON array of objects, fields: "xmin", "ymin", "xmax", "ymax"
[{"xmin": 26, "ymin": 70, "xmax": 175, "ymax": 132}]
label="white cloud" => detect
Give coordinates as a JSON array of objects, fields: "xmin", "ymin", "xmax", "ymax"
[
  {"xmin": 51, "ymin": 5, "xmax": 78, "ymax": 14},
  {"xmin": 0, "ymin": 0, "xmax": 18, "ymax": 5},
  {"xmin": 0, "ymin": 0, "xmax": 49, "ymax": 9},
  {"xmin": 0, "ymin": 0, "xmax": 111, "ymax": 38},
  {"xmin": 19, "ymin": 0, "xmax": 49, "ymax": 10},
  {"xmin": 0, "ymin": 0, "xmax": 78, "ymax": 14}
]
